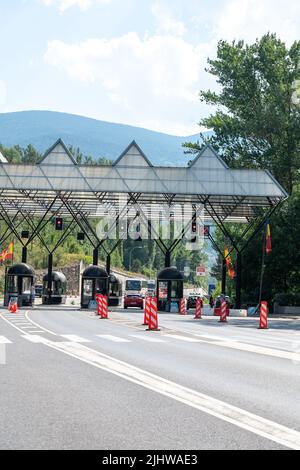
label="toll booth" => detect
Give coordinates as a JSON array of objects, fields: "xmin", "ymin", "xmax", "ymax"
[
  {"xmin": 4, "ymin": 263, "xmax": 35, "ymax": 307},
  {"xmin": 108, "ymin": 273, "xmax": 122, "ymax": 307},
  {"xmin": 42, "ymin": 271, "xmax": 67, "ymax": 305},
  {"xmin": 156, "ymin": 267, "xmax": 184, "ymax": 312},
  {"xmin": 81, "ymin": 265, "xmax": 109, "ymax": 308}
]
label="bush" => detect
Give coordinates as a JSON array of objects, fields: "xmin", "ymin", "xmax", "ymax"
[{"xmin": 273, "ymin": 292, "xmax": 300, "ymax": 306}]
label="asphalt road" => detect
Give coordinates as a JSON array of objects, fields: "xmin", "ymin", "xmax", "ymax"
[{"xmin": 1, "ymin": 305, "xmax": 300, "ymax": 450}]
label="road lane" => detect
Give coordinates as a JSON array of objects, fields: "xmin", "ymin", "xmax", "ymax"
[{"xmin": 1, "ymin": 306, "xmax": 300, "ymax": 449}]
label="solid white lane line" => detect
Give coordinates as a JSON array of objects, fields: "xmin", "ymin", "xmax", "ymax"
[
  {"xmin": 34, "ymin": 337, "xmax": 300, "ymax": 450},
  {"xmin": 165, "ymin": 334, "xmax": 201, "ymax": 343},
  {"xmin": 130, "ymin": 334, "xmax": 166, "ymax": 343},
  {"xmin": 96, "ymin": 334, "xmax": 131, "ymax": 343},
  {"xmin": 61, "ymin": 334, "xmax": 91, "ymax": 343},
  {"xmin": 0, "ymin": 336, "xmax": 12, "ymax": 344}
]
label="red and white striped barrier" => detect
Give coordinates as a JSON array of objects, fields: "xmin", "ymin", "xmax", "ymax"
[
  {"xmin": 143, "ymin": 296, "xmax": 150, "ymax": 326},
  {"xmin": 147, "ymin": 297, "xmax": 159, "ymax": 331},
  {"xmin": 219, "ymin": 299, "xmax": 227, "ymax": 323},
  {"xmin": 96, "ymin": 294, "xmax": 108, "ymax": 319},
  {"xmin": 259, "ymin": 301, "xmax": 268, "ymax": 329},
  {"xmin": 179, "ymin": 298, "xmax": 186, "ymax": 315},
  {"xmin": 194, "ymin": 298, "xmax": 203, "ymax": 319}
]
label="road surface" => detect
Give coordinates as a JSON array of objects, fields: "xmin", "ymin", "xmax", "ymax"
[{"xmin": 1, "ymin": 305, "xmax": 300, "ymax": 450}]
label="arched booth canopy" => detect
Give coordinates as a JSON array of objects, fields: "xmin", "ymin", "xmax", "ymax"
[
  {"xmin": 4, "ymin": 263, "xmax": 35, "ymax": 307},
  {"xmin": 108, "ymin": 273, "xmax": 122, "ymax": 307},
  {"xmin": 81, "ymin": 265, "xmax": 109, "ymax": 308},
  {"xmin": 156, "ymin": 267, "xmax": 184, "ymax": 312},
  {"xmin": 42, "ymin": 271, "xmax": 67, "ymax": 305}
]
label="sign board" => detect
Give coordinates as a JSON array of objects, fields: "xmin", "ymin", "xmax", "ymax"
[
  {"xmin": 184, "ymin": 266, "xmax": 190, "ymax": 277},
  {"xmin": 196, "ymin": 266, "xmax": 206, "ymax": 277}
]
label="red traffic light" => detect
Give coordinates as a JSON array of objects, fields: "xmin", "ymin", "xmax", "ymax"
[{"xmin": 55, "ymin": 217, "xmax": 63, "ymax": 230}]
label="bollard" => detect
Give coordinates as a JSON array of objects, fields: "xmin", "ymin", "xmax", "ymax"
[
  {"xmin": 143, "ymin": 296, "xmax": 150, "ymax": 325},
  {"xmin": 8, "ymin": 298, "xmax": 18, "ymax": 314},
  {"xmin": 146, "ymin": 297, "xmax": 160, "ymax": 331},
  {"xmin": 96, "ymin": 294, "xmax": 108, "ymax": 319},
  {"xmin": 259, "ymin": 301, "xmax": 268, "ymax": 329},
  {"xmin": 179, "ymin": 298, "xmax": 186, "ymax": 315},
  {"xmin": 219, "ymin": 299, "xmax": 227, "ymax": 323},
  {"xmin": 194, "ymin": 298, "xmax": 202, "ymax": 319}
]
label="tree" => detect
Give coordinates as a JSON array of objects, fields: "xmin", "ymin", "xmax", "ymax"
[{"xmin": 184, "ymin": 33, "xmax": 300, "ymax": 193}]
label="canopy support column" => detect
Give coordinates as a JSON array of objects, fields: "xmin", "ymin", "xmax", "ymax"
[
  {"xmin": 47, "ymin": 253, "xmax": 53, "ymax": 301},
  {"xmin": 22, "ymin": 246, "xmax": 27, "ymax": 264},
  {"xmin": 106, "ymin": 254, "xmax": 111, "ymax": 275},
  {"xmin": 165, "ymin": 250, "xmax": 171, "ymax": 268},
  {"xmin": 93, "ymin": 248, "xmax": 98, "ymax": 266}
]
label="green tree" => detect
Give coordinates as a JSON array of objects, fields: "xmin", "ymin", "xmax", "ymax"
[{"xmin": 184, "ymin": 33, "xmax": 300, "ymax": 193}]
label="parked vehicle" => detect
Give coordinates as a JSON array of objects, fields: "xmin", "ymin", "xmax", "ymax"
[
  {"xmin": 35, "ymin": 284, "xmax": 43, "ymax": 298},
  {"xmin": 186, "ymin": 294, "xmax": 202, "ymax": 310},
  {"xmin": 124, "ymin": 294, "xmax": 144, "ymax": 309}
]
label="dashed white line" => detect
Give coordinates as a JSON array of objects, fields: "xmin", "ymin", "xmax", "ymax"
[
  {"xmin": 61, "ymin": 334, "xmax": 91, "ymax": 343},
  {"xmin": 96, "ymin": 334, "xmax": 131, "ymax": 343},
  {"xmin": 165, "ymin": 334, "xmax": 201, "ymax": 343},
  {"xmin": 130, "ymin": 334, "xmax": 166, "ymax": 343}
]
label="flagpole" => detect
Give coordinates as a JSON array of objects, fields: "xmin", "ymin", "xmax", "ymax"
[{"xmin": 258, "ymin": 227, "xmax": 266, "ymax": 306}]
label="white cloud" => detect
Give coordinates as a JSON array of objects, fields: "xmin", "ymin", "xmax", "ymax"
[
  {"xmin": 42, "ymin": 0, "xmax": 110, "ymax": 13},
  {"xmin": 151, "ymin": 2, "xmax": 186, "ymax": 37},
  {"xmin": 214, "ymin": 0, "xmax": 300, "ymax": 46},
  {"xmin": 44, "ymin": 33, "xmax": 214, "ymax": 134}
]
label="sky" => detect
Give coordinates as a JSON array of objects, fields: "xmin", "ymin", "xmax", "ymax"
[{"xmin": 0, "ymin": 0, "xmax": 299, "ymax": 136}]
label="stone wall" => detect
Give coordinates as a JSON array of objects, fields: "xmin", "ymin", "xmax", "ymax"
[{"xmin": 35, "ymin": 263, "xmax": 81, "ymax": 295}]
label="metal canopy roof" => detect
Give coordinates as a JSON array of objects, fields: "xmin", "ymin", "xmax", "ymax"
[{"xmin": 0, "ymin": 139, "xmax": 288, "ymax": 222}]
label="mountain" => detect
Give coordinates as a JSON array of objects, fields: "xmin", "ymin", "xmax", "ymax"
[{"xmin": 0, "ymin": 110, "xmax": 204, "ymax": 166}]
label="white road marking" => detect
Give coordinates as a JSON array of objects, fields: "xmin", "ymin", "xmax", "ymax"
[
  {"xmin": 24, "ymin": 311, "xmax": 58, "ymax": 336},
  {"xmin": 61, "ymin": 334, "xmax": 91, "ymax": 343},
  {"xmin": 33, "ymin": 337, "xmax": 300, "ymax": 450},
  {"xmin": 96, "ymin": 334, "xmax": 131, "ymax": 343},
  {"xmin": 20, "ymin": 326, "xmax": 37, "ymax": 329},
  {"xmin": 26, "ymin": 330, "xmax": 45, "ymax": 334},
  {"xmin": 130, "ymin": 334, "xmax": 166, "ymax": 343},
  {"xmin": 0, "ymin": 336, "xmax": 12, "ymax": 344},
  {"xmin": 172, "ymin": 327, "xmax": 300, "ymax": 361},
  {"xmin": 165, "ymin": 334, "xmax": 201, "ymax": 343},
  {"xmin": 21, "ymin": 335, "xmax": 46, "ymax": 343}
]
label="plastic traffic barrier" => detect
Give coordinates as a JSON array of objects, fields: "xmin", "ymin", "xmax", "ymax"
[
  {"xmin": 179, "ymin": 298, "xmax": 186, "ymax": 315},
  {"xmin": 146, "ymin": 297, "xmax": 160, "ymax": 331},
  {"xmin": 143, "ymin": 296, "xmax": 150, "ymax": 326},
  {"xmin": 259, "ymin": 301, "xmax": 268, "ymax": 329},
  {"xmin": 194, "ymin": 298, "xmax": 203, "ymax": 319},
  {"xmin": 219, "ymin": 299, "xmax": 227, "ymax": 323},
  {"xmin": 96, "ymin": 294, "xmax": 108, "ymax": 319}
]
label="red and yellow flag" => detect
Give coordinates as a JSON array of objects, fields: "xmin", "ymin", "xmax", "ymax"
[
  {"xmin": 266, "ymin": 223, "xmax": 272, "ymax": 254},
  {"xmin": 224, "ymin": 245, "xmax": 235, "ymax": 279},
  {"xmin": 0, "ymin": 242, "xmax": 13, "ymax": 263}
]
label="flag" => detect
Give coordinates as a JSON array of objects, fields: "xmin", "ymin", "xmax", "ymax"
[
  {"xmin": 224, "ymin": 245, "xmax": 235, "ymax": 279},
  {"xmin": 0, "ymin": 242, "xmax": 14, "ymax": 262},
  {"xmin": 265, "ymin": 222, "xmax": 272, "ymax": 254}
]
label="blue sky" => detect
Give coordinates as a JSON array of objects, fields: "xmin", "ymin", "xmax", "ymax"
[{"xmin": 0, "ymin": 0, "xmax": 299, "ymax": 135}]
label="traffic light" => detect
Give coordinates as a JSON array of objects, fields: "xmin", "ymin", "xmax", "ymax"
[
  {"xmin": 55, "ymin": 217, "xmax": 63, "ymax": 231},
  {"xmin": 21, "ymin": 230, "xmax": 29, "ymax": 239},
  {"xmin": 190, "ymin": 212, "xmax": 197, "ymax": 243}
]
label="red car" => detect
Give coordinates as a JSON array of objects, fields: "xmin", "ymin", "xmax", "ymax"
[{"xmin": 124, "ymin": 294, "xmax": 144, "ymax": 309}]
